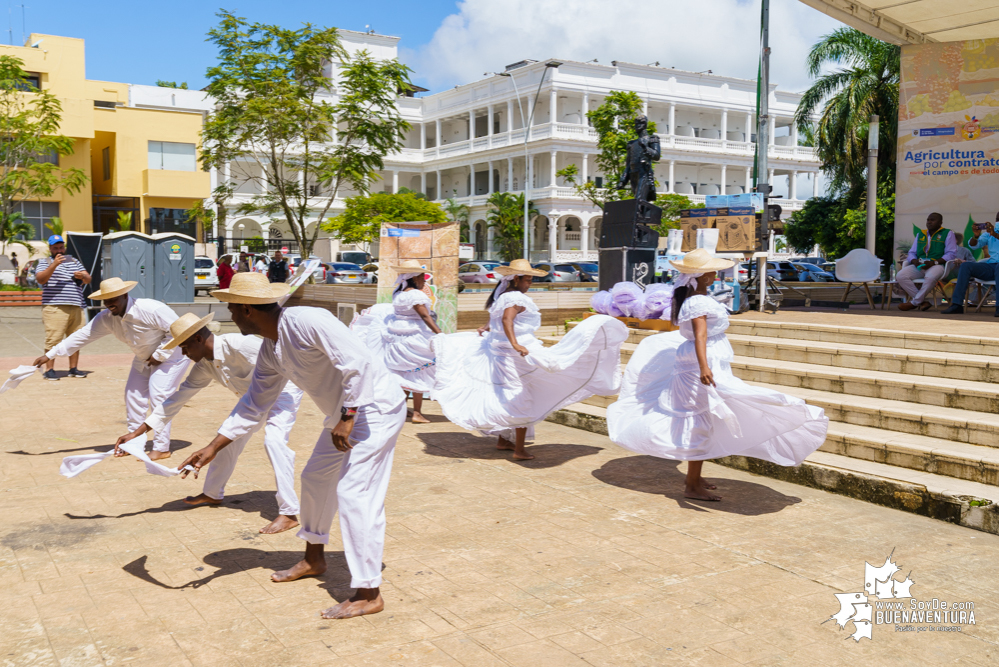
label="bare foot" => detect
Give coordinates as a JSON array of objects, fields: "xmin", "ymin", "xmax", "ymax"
[
  {"xmin": 411, "ymin": 412, "xmax": 430, "ymax": 424},
  {"xmin": 320, "ymin": 591, "xmax": 384, "ymax": 619},
  {"xmin": 147, "ymin": 450, "xmax": 171, "ymax": 461},
  {"xmin": 496, "ymin": 437, "xmax": 515, "ymax": 451},
  {"xmin": 271, "ymin": 558, "xmax": 326, "ymax": 583},
  {"xmin": 698, "ymin": 478, "xmax": 717, "ymax": 490},
  {"xmin": 260, "ymin": 515, "xmax": 299, "ymax": 534},
  {"xmin": 512, "ymin": 449, "xmax": 535, "ymax": 461},
  {"xmin": 684, "ymin": 485, "xmax": 722, "ymax": 501},
  {"xmin": 183, "ymin": 493, "xmax": 222, "ymax": 507}
]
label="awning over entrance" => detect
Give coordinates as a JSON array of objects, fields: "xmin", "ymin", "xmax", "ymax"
[{"xmin": 799, "ymin": 0, "xmax": 999, "ymax": 45}]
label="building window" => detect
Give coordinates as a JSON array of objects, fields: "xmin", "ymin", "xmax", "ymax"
[
  {"xmin": 33, "ymin": 149, "xmax": 59, "ymax": 166},
  {"xmin": 147, "ymin": 207, "xmax": 195, "ymax": 237},
  {"xmin": 147, "ymin": 141, "xmax": 196, "ymax": 171},
  {"xmin": 12, "ymin": 201, "xmax": 59, "ymax": 241},
  {"xmin": 102, "ymin": 147, "xmax": 110, "ymax": 180},
  {"xmin": 16, "ymin": 72, "xmax": 40, "ymax": 91}
]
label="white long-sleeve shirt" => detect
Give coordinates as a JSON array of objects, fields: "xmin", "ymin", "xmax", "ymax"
[
  {"xmin": 46, "ymin": 297, "xmax": 179, "ymax": 363},
  {"xmin": 145, "ymin": 333, "xmax": 300, "ymax": 432},
  {"xmin": 219, "ymin": 306, "xmax": 405, "ymax": 440}
]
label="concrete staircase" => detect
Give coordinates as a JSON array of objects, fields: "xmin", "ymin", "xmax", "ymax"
[{"xmin": 542, "ymin": 319, "xmax": 999, "ymax": 535}]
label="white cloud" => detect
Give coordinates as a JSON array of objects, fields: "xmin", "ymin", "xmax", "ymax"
[{"xmin": 408, "ymin": 0, "xmax": 842, "ymax": 94}]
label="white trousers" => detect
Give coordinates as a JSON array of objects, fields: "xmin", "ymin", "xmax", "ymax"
[
  {"xmin": 297, "ymin": 401, "xmax": 406, "ymax": 589},
  {"xmin": 896, "ymin": 263, "xmax": 946, "ymax": 304},
  {"xmin": 125, "ymin": 350, "xmax": 191, "ymax": 452},
  {"xmin": 202, "ymin": 385, "xmax": 303, "ymax": 515}
]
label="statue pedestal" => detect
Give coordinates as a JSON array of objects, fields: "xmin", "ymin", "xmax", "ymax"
[{"xmin": 598, "ymin": 200, "xmax": 661, "ymax": 291}]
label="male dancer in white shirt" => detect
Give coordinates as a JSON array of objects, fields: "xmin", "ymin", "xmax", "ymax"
[
  {"xmin": 33, "ymin": 277, "xmax": 190, "ymax": 460},
  {"xmin": 113, "ymin": 312, "xmax": 303, "ymax": 534},
  {"xmin": 178, "ymin": 273, "xmax": 406, "ymax": 620}
]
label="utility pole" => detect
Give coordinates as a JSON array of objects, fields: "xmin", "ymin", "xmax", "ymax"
[
  {"xmin": 755, "ymin": 0, "xmax": 771, "ymax": 312},
  {"xmin": 867, "ymin": 114, "xmax": 879, "ymax": 255}
]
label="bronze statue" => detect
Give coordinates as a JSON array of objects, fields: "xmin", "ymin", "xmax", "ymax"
[{"xmin": 616, "ymin": 115, "xmax": 661, "ymax": 221}]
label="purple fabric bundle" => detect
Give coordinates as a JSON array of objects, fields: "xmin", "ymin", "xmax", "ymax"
[
  {"xmin": 641, "ymin": 283, "xmax": 674, "ymax": 320},
  {"xmin": 590, "ymin": 290, "xmax": 614, "ymax": 315},
  {"xmin": 610, "ymin": 282, "xmax": 644, "ymax": 318}
]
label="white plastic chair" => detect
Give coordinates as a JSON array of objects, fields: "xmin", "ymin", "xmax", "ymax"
[
  {"xmin": 971, "ymin": 278, "xmax": 996, "ymax": 312},
  {"xmin": 834, "ymin": 249, "xmax": 883, "ymax": 309}
]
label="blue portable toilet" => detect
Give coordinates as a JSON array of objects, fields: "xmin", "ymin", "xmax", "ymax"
[
  {"xmin": 151, "ymin": 232, "xmax": 195, "ymax": 303},
  {"xmin": 101, "ymin": 231, "xmax": 154, "ymax": 299}
]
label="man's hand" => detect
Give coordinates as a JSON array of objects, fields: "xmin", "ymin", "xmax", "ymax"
[
  {"xmin": 114, "ymin": 424, "xmax": 150, "ymax": 457},
  {"xmin": 50, "ymin": 253, "xmax": 66, "ymax": 268},
  {"xmin": 178, "ymin": 445, "xmax": 220, "ymax": 479},
  {"xmin": 332, "ymin": 417, "xmax": 355, "ymax": 452},
  {"xmin": 32, "ymin": 355, "xmax": 50, "ymax": 367},
  {"xmin": 146, "ymin": 355, "xmax": 163, "ymax": 367},
  {"xmin": 72, "ymin": 270, "xmax": 87, "ymax": 281}
]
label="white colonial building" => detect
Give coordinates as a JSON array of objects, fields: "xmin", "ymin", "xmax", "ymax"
[{"xmin": 213, "ymin": 30, "xmax": 822, "ymax": 262}]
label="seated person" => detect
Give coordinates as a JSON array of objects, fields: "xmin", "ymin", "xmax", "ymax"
[
  {"xmin": 943, "ymin": 214, "xmax": 999, "ymax": 316},
  {"xmin": 896, "ymin": 212, "xmax": 956, "ymax": 311}
]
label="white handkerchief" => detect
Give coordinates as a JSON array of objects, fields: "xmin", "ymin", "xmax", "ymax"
[
  {"xmin": 60, "ymin": 439, "xmax": 195, "ymax": 479},
  {"xmin": 0, "ymin": 365, "xmax": 38, "ymax": 395}
]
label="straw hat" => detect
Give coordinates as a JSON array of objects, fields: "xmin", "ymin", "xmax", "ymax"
[
  {"xmin": 89, "ymin": 277, "xmax": 137, "ymax": 300},
  {"xmin": 163, "ymin": 312, "xmax": 215, "ymax": 350},
  {"xmin": 211, "ymin": 272, "xmax": 289, "ymax": 304},
  {"xmin": 388, "ymin": 259, "xmax": 428, "ymax": 273},
  {"xmin": 494, "ymin": 258, "xmax": 547, "ymax": 277},
  {"xmin": 669, "ymin": 248, "xmax": 735, "ymax": 274}
]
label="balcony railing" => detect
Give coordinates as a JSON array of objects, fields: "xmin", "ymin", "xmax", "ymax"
[{"xmin": 399, "ymin": 122, "xmax": 817, "ymax": 164}]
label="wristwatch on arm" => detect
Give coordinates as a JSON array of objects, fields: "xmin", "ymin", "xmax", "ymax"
[{"xmin": 340, "ymin": 406, "xmax": 357, "ymax": 420}]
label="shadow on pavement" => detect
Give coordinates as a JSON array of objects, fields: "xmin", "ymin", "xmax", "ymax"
[
  {"xmin": 63, "ymin": 489, "xmax": 279, "ymax": 522},
  {"xmin": 417, "ymin": 431, "xmax": 602, "ymax": 469},
  {"xmin": 592, "ymin": 455, "xmax": 802, "ymax": 515},
  {"xmin": 8, "ymin": 440, "xmax": 192, "ymax": 456},
  {"xmin": 122, "ymin": 550, "xmax": 353, "ymax": 595}
]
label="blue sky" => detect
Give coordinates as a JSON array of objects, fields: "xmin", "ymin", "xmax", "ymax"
[{"xmin": 17, "ymin": 0, "xmax": 841, "ymax": 94}]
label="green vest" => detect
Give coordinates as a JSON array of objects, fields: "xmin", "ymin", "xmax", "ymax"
[{"xmin": 915, "ymin": 228, "xmax": 949, "ymax": 260}]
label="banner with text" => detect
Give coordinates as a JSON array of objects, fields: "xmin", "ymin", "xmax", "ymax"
[{"xmin": 896, "ymin": 39, "xmax": 999, "ymax": 257}]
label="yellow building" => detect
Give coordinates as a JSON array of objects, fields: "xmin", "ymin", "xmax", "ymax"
[{"xmin": 0, "ymin": 33, "xmax": 210, "ymax": 259}]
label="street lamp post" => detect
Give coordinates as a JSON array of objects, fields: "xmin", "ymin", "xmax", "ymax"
[
  {"xmin": 867, "ymin": 114, "xmax": 879, "ymax": 256},
  {"xmin": 496, "ymin": 61, "xmax": 562, "ymax": 261}
]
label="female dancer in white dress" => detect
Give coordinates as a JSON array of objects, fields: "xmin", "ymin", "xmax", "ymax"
[
  {"xmin": 606, "ymin": 249, "xmax": 829, "ymax": 500},
  {"xmin": 352, "ymin": 259, "xmax": 441, "ymax": 423},
  {"xmin": 433, "ymin": 259, "xmax": 629, "ymax": 460}
]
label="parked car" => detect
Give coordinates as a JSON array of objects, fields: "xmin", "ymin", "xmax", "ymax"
[
  {"xmin": 361, "ymin": 263, "xmax": 379, "ymax": 284},
  {"xmin": 569, "ymin": 262, "xmax": 599, "ymax": 282},
  {"xmin": 0, "ymin": 255, "xmax": 17, "ymax": 286},
  {"xmin": 532, "ymin": 263, "xmax": 580, "ymax": 283},
  {"xmin": 790, "ymin": 256, "xmax": 825, "ymax": 266},
  {"xmin": 194, "ymin": 256, "xmax": 219, "ymax": 295},
  {"xmin": 458, "ymin": 262, "xmax": 501, "ymax": 284},
  {"xmin": 795, "ymin": 262, "xmax": 835, "ymax": 282},
  {"xmin": 768, "ymin": 261, "xmax": 800, "ymax": 282},
  {"xmin": 219, "ymin": 252, "xmax": 269, "ymax": 273},
  {"xmin": 286, "ymin": 254, "xmax": 326, "ymax": 282},
  {"xmin": 325, "ymin": 262, "xmax": 367, "ymax": 284}
]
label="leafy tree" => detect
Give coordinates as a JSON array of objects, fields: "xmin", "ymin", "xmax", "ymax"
[
  {"xmin": 0, "ymin": 55, "xmax": 88, "ymax": 245},
  {"xmin": 794, "ymin": 28, "xmax": 899, "ymax": 204},
  {"xmin": 487, "ymin": 192, "xmax": 538, "ymax": 261},
  {"xmin": 557, "ymin": 91, "xmax": 661, "ymax": 209},
  {"xmin": 186, "ymin": 200, "xmax": 216, "ymax": 240},
  {"xmin": 44, "ymin": 216, "xmax": 63, "ymax": 237},
  {"xmin": 156, "ymin": 80, "xmax": 189, "ymax": 90},
  {"xmin": 783, "ymin": 187, "xmax": 894, "ymax": 260},
  {"xmin": 324, "ymin": 191, "xmax": 446, "ymax": 250},
  {"xmin": 443, "ymin": 197, "xmax": 470, "ymax": 241},
  {"xmin": 0, "ymin": 211, "xmax": 34, "ymax": 255},
  {"xmin": 654, "ymin": 193, "xmax": 703, "ymax": 235},
  {"xmin": 203, "ymin": 10, "xmax": 413, "ymax": 260},
  {"xmin": 396, "ymin": 186, "xmax": 426, "ymax": 200}
]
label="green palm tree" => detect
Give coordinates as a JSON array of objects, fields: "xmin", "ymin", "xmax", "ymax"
[
  {"xmin": 0, "ymin": 212, "xmax": 35, "ymax": 255},
  {"xmin": 487, "ymin": 192, "xmax": 538, "ymax": 262},
  {"xmin": 443, "ymin": 197, "xmax": 471, "ymax": 241},
  {"xmin": 794, "ymin": 28, "xmax": 899, "ymax": 203},
  {"xmin": 44, "ymin": 216, "xmax": 64, "ymax": 237}
]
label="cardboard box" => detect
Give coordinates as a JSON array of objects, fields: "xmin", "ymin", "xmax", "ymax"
[
  {"xmin": 705, "ymin": 193, "xmax": 764, "ymax": 211},
  {"xmin": 714, "ymin": 207, "xmax": 756, "ymax": 252},
  {"xmin": 679, "ymin": 209, "xmax": 713, "ymax": 251}
]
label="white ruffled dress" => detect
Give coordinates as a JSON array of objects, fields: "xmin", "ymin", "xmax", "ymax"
[
  {"xmin": 352, "ymin": 289, "xmax": 437, "ymax": 393},
  {"xmin": 607, "ymin": 294, "xmax": 828, "ymax": 465},
  {"xmin": 432, "ymin": 291, "xmax": 629, "ymax": 439}
]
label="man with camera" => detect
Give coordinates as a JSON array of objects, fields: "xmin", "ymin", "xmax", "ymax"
[
  {"xmin": 896, "ymin": 213, "xmax": 957, "ymax": 311},
  {"xmin": 35, "ymin": 235, "xmax": 91, "ymax": 380},
  {"xmin": 942, "ymin": 213, "xmax": 999, "ymax": 316}
]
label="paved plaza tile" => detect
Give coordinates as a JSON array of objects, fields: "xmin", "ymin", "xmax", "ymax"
[{"xmin": 1, "ymin": 351, "xmax": 997, "ymax": 666}]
